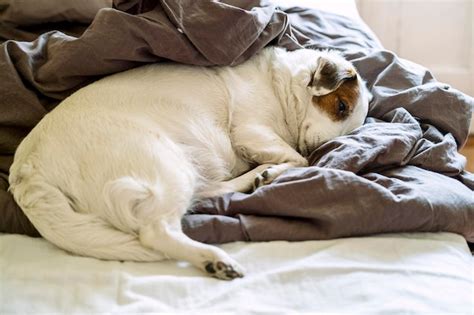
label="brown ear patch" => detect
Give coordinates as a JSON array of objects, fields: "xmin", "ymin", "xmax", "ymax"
[
  {"xmin": 312, "ymin": 77, "xmax": 359, "ymax": 121},
  {"xmin": 309, "ymin": 58, "xmax": 358, "ymax": 92}
]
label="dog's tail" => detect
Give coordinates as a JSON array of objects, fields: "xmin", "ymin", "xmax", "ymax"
[{"xmin": 9, "ymin": 162, "xmax": 165, "ymax": 262}]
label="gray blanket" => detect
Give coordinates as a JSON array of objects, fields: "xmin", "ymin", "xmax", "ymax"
[{"xmin": 0, "ymin": 1, "xmax": 473, "ymax": 244}]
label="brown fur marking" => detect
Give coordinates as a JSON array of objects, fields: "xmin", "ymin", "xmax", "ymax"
[{"xmin": 313, "ymin": 78, "xmax": 360, "ymax": 121}]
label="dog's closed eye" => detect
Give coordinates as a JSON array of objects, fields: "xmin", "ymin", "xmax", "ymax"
[
  {"xmin": 338, "ymin": 100, "xmax": 347, "ymax": 114},
  {"xmin": 312, "ymin": 77, "xmax": 359, "ymax": 121}
]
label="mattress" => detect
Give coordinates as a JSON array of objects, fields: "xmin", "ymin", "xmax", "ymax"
[{"xmin": 0, "ymin": 232, "xmax": 472, "ymax": 313}]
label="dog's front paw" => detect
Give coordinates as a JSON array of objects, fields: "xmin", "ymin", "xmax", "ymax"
[
  {"xmin": 253, "ymin": 166, "xmax": 281, "ymax": 190},
  {"xmin": 204, "ymin": 260, "xmax": 244, "ymax": 280}
]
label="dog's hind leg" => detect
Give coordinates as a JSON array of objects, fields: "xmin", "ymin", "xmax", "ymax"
[
  {"xmin": 104, "ymin": 172, "xmax": 244, "ymax": 280},
  {"xmin": 103, "ymin": 152, "xmax": 244, "ymax": 280},
  {"xmin": 139, "ymin": 217, "xmax": 244, "ymax": 280}
]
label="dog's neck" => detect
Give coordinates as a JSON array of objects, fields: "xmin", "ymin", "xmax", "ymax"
[
  {"xmin": 269, "ymin": 49, "xmax": 309, "ymax": 153},
  {"xmin": 222, "ymin": 48, "xmax": 308, "ymax": 153}
]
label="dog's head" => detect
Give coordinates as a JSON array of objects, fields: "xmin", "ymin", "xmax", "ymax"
[{"xmin": 275, "ymin": 48, "xmax": 371, "ymax": 156}]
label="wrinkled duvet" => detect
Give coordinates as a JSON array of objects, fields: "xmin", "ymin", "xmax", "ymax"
[{"xmin": 0, "ymin": 0, "xmax": 473, "ymax": 245}]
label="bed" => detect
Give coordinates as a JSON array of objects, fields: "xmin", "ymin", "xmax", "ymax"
[
  {"xmin": 1, "ymin": 232, "xmax": 472, "ymax": 313},
  {"xmin": 0, "ymin": 0, "xmax": 473, "ymax": 313}
]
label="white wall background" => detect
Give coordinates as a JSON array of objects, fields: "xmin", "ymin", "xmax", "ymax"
[{"xmin": 356, "ymin": 0, "xmax": 474, "ymax": 132}]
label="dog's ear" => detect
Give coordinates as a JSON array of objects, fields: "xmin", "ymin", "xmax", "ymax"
[{"xmin": 309, "ymin": 56, "xmax": 357, "ymax": 96}]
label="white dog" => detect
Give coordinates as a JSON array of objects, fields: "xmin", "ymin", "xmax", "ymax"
[{"xmin": 9, "ymin": 47, "xmax": 371, "ymax": 280}]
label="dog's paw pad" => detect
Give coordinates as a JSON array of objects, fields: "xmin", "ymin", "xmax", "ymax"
[
  {"xmin": 253, "ymin": 173, "xmax": 265, "ymax": 190},
  {"xmin": 204, "ymin": 261, "xmax": 244, "ymax": 280},
  {"xmin": 253, "ymin": 167, "xmax": 280, "ymax": 191}
]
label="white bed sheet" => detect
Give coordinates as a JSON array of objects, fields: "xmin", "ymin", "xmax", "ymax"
[{"xmin": 1, "ymin": 232, "xmax": 472, "ymax": 314}]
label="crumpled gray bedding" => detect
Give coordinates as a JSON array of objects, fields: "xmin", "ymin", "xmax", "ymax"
[{"xmin": 0, "ymin": 0, "xmax": 473, "ymax": 245}]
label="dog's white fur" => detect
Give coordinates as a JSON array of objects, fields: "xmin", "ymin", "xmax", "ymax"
[{"xmin": 9, "ymin": 47, "xmax": 370, "ymax": 280}]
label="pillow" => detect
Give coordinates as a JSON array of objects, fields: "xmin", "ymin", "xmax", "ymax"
[{"xmin": 0, "ymin": 0, "xmax": 112, "ymax": 25}]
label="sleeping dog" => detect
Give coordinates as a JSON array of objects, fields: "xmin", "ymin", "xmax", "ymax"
[{"xmin": 9, "ymin": 47, "xmax": 371, "ymax": 280}]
